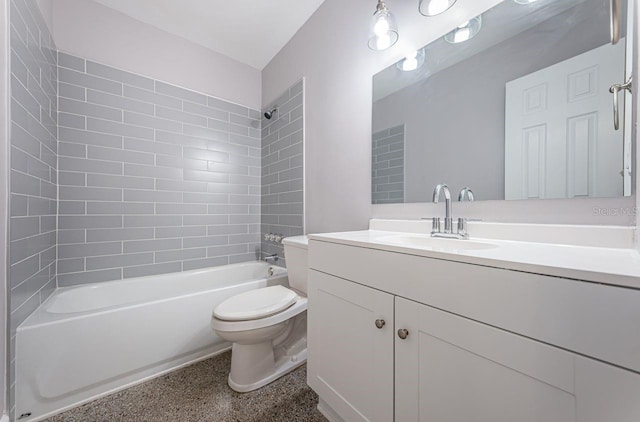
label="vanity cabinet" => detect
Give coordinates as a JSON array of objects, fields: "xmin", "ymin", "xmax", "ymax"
[
  {"xmin": 308, "ymin": 239, "xmax": 640, "ymax": 422},
  {"xmin": 396, "ymin": 296, "xmax": 575, "ymax": 421},
  {"xmin": 395, "ymin": 297, "xmax": 640, "ymax": 422},
  {"xmin": 307, "ymin": 270, "xmax": 394, "ymax": 422}
]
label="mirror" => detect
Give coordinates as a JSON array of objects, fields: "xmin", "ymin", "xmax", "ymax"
[{"xmin": 372, "ymin": 0, "xmax": 632, "ymax": 204}]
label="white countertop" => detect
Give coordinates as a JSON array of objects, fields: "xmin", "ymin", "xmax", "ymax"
[{"xmin": 308, "ymin": 229, "xmax": 640, "ymax": 290}]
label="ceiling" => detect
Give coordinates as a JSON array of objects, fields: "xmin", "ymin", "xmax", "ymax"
[{"xmin": 92, "ymin": 0, "xmax": 326, "ymax": 70}]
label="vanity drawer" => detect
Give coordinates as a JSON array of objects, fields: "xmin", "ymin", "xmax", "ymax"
[{"xmin": 309, "ymin": 239, "xmax": 640, "ymax": 373}]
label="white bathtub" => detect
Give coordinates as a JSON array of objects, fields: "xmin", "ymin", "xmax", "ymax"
[{"xmin": 15, "ymin": 262, "xmax": 288, "ymax": 421}]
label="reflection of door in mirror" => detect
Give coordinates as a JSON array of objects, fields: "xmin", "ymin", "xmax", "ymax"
[{"xmin": 505, "ymin": 41, "xmax": 625, "ymax": 200}]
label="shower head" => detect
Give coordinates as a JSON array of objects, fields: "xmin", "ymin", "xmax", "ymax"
[{"xmin": 264, "ymin": 107, "xmax": 277, "ymax": 120}]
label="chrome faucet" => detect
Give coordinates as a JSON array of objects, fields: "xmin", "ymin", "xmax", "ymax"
[
  {"xmin": 264, "ymin": 253, "xmax": 279, "ymax": 264},
  {"xmin": 431, "ymin": 183, "xmax": 471, "ymax": 239},
  {"xmin": 432, "ymin": 183, "xmax": 452, "ymax": 234}
]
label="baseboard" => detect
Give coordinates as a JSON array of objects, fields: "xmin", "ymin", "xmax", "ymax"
[{"xmin": 317, "ymin": 399, "xmax": 344, "ymax": 422}]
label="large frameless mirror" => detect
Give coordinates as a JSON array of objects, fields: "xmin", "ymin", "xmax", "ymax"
[{"xmin": 372, "ymin": 0, "xmax": 632, "ymax": 204}]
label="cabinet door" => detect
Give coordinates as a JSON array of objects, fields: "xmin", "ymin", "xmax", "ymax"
[
  {"xmin": 575, "ymin": 356, "xmax": 640, "ymax": 422},
  {"xmin": 308, "ymin": 270, "xmax": 394, "ymax": 422},
  {"xmin": 395, "ymin": 297, "xmax": 577, "ymax": 422}
]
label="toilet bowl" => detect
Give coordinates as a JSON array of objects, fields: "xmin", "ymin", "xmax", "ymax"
[{"xmin": 211, "ymin": 235, "xmax": 309, "ymax": 392}]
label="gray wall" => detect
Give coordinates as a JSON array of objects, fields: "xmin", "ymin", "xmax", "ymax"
[
  {"xmin": 9, "ymin": 0, "xmax": 57, "ymax": 413},
  {"xmin": 635, "ymin": 0, "xmax": 640, "ymax": 251},
  {"xmin": 34, "ymin": 0, "xmax": 51, "ymax": 31},
  {"xmin": 49, "ymin": 0, "xmax": 261, "ymax": 110},
  {"xmin": 261, "ymin": 80, "xmax": 304, "ymax": 266},
  {"xmin": 1, "ymin": 0, "xmax": 8, "ymax": 415},
  {"xmin": 372, "ymin": 125, "xmax": 404, "ymax": 204},
  {"xmin": 262, "ymin": 0, "xmax": 507, "ymax": 233},
  {"xmin": 373, "ymin": 4, "xmax": 610, "ymax": 203},
  {"xmin": 57, "ymin": 52, "xmax": 261, "ymax": 286},
  {"xmin": 263, "ymin": 0, "xmax": 637, "ymax": 228}
]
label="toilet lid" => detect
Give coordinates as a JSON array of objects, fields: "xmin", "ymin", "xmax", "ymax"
[{"xmin": 213, "ymin": 285, "xmax": 299, "ymax": 321}]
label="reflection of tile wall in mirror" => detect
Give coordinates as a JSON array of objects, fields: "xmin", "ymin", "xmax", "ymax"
[
  {"xmin": 371, "ymin": 0, "xmax": 631, "ymax": 204},
  {"xmin": 372, "ymin": 125, "xmax": 405, "ymax": 204}
]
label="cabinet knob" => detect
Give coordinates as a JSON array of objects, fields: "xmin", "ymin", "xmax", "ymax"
[
  {"xmin": 397, "ymin": 329, "xmax": 409, "ymax": 339},
  {"xmin": 375, "ymin": 319, "xmax": 386, "ymax": 329}
]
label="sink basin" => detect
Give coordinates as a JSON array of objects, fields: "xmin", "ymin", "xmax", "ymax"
[{"xmin": 378, "ymin": 235, "xmax": 498, "ymax": 251}]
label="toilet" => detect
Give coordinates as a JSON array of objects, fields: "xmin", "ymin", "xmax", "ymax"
[{"xmin": 211, "ymin": 235, "xmax": 309, "ymax": 392}]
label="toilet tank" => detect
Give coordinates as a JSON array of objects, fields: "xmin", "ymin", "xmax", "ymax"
[{"xmin": 282, "ymin": 235, "xmax": 309, "ymax": 294}]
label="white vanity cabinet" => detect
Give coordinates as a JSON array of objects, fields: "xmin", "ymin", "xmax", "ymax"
[
  {"xmin": 395, "ymin": 296, "xmax": 575, "ymax": 421},
  {"xmin": 395, "ymin": 297, "xmax": 640, "ymax": 422},
  {"xmin": 307, "ymin": 270, "xmax": 394, "ymax": 422},
  {"xmin": 308, "ymin": 239, "xmax": 640, "ymax": 422}
]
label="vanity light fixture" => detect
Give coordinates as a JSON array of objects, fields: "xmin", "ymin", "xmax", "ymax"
[
  {"xmin": 368, "ymin": 0, "xmax": 399, "ymax": 51},
  {"xmin": 514, "ymin": 0, "xmax": 540, "ymax": 4},
  {"xmin": 444, "ymin": 16, "xmax": 482, "ymax": 43},
  {"xmin": 419, "ymin": 0, "xmax": 457, "ymax": 16},
  {"xmin": 397, "ymin": 49, "xmax": 425, "ymax": 71}
]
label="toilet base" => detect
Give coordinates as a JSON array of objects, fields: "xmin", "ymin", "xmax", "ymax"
[
  {"xmin": 226, "ymin": 312, "xmax": 307, "ymax": 393},
  {"xmin": 228, "ymin": 347, "xmax": 307, "ymax": 392}
]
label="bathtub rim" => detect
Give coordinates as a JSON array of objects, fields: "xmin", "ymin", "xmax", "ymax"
[{"xmin": 19, "ymin": 262, "xmax": 288, "ymax": 329}]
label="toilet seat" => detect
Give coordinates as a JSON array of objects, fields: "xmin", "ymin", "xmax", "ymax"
[
  {"xmin": 214, "ymin": 285, "xmax": 299, "ymax": 321},
  {"xmin": 212, "ymin": 296, "xmax": 307, "ymax": 333}
]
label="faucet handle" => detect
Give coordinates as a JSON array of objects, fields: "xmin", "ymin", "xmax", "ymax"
[
  {"xmin": 458, "ymin": 187, "xmax": 475, "ymax": 202},
  {"xmin": 431, "ymin": 217, "xmax": 441, "ymax": 234},
  {"xmin": 457, "ymin": 218, "xmax": 468, "ymax": 237}
]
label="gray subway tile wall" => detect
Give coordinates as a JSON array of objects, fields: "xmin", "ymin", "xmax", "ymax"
[
  {"xmin": 372, "ymin": 125, "xmax": 405, "ymax": 204},
  {"xmin": 7, "ymin": 4, "xmax": 306, "ymax": 415},
  {"xmin": 261, "ymin": 80, "xmax": 305, "ymax": 266},
  {"xmin": 9, "ymin": 0, "xmax": 58, "ymax": 412},
  {"xmin": 57, "ymin": 52, "xmax": 262, "ymax": 286}
]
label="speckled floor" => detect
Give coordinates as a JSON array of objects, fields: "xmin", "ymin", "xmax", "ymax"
[{"xmin": 43, "ymin": 351, "xmax": 327, "ymax": 422}]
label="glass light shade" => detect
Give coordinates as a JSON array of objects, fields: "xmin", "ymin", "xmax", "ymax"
[
  {"xmin": 397, "ymin": 49, "xmax": 426, "ymax": 71},
  {"xmin": 444, "ymin": 15, "xmax": 482, "ymax": 44},
  {"xmin": 514, "ymin": 0, "xmax": 540, "ymax": 3},
  {"xmin": 368, "ymin": 2, "xmax": 399, "ymax": 51},
  {"xmin": 419, "ymin": 0, "xmax": 457, "ymax": 16}
]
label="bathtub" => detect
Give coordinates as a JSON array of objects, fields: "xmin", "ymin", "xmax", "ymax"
[{"xmin": 15, "ymin": 262, "xmax": 288, "ymax": 421}]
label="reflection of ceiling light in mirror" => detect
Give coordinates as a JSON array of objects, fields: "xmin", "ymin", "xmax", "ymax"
[
  {"xmin": 419, "ymin": 0, "xmax": 457, "ymax": 16},
  {"xmin": 444, "ymin": 15, "xmax": 482, "ymax": 43},
  {"xmin": 397, "ymin": 49, "xmax": 425, "ymax": 71},
  {"xmin": 514, "ymin": 0, "xmax": 540, "ymax": 4},
  {"xmin": 368, "ymin": 0, "xmax": 399, "ymax": 51}
]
